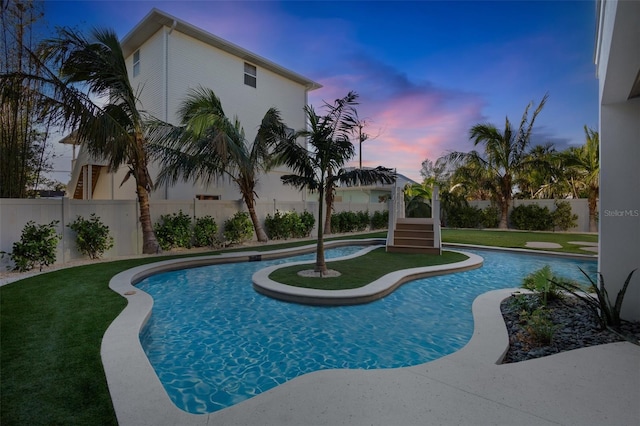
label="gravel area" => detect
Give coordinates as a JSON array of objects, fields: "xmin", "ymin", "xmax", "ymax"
[{"xmin": 501, "ymin": 293, "xmax": 640, "ymax": 363}]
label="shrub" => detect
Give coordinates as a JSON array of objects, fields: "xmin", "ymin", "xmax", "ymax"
[
  {"xmin": 521, "ymin": 265, "xmax": 562, "ymax": 305},
  {"xmin": 510, "ymin": 204, "xmax": 553, "ymax": 231},
  {"xmin": 552, "ymin": 200, "xmax": 578, "ymax": 231},
  {"xmin": 265, "ymin": 210, "xmax": 315, "ymax": 240},
  {"xmin": 297, "ymin": 211, "xmax": 315, "ymax": 238},
  {"xmin": 4, "ymin": 220, "xmax": 60, "ymax": 272},
  {"xmin": 154, "ymin": 211, "xmax": 193, "ymax": 250},
  {"xmin": 223, "ymin": 211, "xmax": 253, "ymax": 245},
  {"xmin": 447, "ymin": 205, "xmax": 483, "ymax": 228},
  {"xmin": 193, "ymin": 216, "xmax": 219, "ymax": 248},
  {"xmin": 481, "ymin": 205, "xmax": 500, "ymax": 228},
  {"xmin": 370, "ymin": 210, "xmax": 389, "ymax": 230},
  {"xmin": 68, "ymin": 214, "xmax": 114, "ymax": 259},
  {"xmin": 522, "ymin": 308, "xmax": 556, "ymax": 346},
  {"xmin": 331, "ymin": 211, "xmax": 370, "ymax": 233}
]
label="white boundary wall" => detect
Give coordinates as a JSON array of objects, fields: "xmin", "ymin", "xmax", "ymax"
[{"xmin": 0, "ymin": 198, "xmax": 387, "ymax": 269}]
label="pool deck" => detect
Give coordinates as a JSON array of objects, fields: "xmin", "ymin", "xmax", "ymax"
[{"xmin": 102, "ymin": 243, "xmax": 639, "ymax": 426}]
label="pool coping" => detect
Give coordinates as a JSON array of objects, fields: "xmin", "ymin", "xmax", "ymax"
[
  {"xmin": 101, "ymin": 242, "xmax": 621, "ymax": 426},
  {"xmin": 252, "ymin": 247, "xmax": 483, "ymax": 305}
]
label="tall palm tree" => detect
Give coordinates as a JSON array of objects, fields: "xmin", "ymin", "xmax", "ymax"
[
  {"xmin": 563, "ymin": 126, "xmax": 599, "ymax": 232},
  {"xmin": 148, "ymin": 86, "xmax": 289, "ymax": 242},
  {"xmin": 516, "ymin": 143, "xmax": 570, "ymax": 199},
  {"xmin": 3, "ymin": 27, "xmax": 161, "ymax": 253},
  {"xmin": 275, "ymin": 91, "xmax": 395, "ymax": 274},
  {"xmin": 447, "ymin": 95, "xmax": 548, "ymax": 228}
]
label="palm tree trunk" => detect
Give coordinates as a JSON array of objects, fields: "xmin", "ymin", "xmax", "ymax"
[
  {"xmin": 324, "ymin": 183, "xmax": 333, "ymax": 234},
  {"xmin": 315, "ymin": 184, "xmax": 327, "ymax": 274},
  {"xmin": 499, "ymin": 198, "xmax": 509, "ymax": 229},
  {"xmin": 137, "ymin": 184, "xmax": 160, "ymax": 254},
  {"xmin": 244, "ymin": 195, "xmax": 268, "ymax": 242},
  {"xmin": 588, "ymin": 187, "xmax": 598, "ymax": 233}
]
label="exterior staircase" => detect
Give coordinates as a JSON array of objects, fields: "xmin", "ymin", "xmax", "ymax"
[
  {"xmin": 387, "ymin": 218, "xmax": 441, "ymax": 254},
  {"xmin": 386, "ymin": 184, "xmax": 442, "ymax": 255}
]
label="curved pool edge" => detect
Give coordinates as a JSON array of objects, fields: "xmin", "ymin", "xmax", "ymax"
[
  {"xmin": 252, "ymin": 250, "xmax": 483, "ymax": 305},
  {"xmin": 99, "ymin": 243, "xmax": 588, "ymax": 425}
]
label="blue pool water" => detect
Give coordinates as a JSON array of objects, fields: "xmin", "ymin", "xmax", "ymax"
[{"xmin": 137, "ymin": 246, "xmax": 596, "ymax": 414}]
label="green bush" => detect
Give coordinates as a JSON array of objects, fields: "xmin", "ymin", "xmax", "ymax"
[
  {"xmin": 447, "ymin": 205, "xmax": 483, "ymax": 228},
  {"xmin": 552, "ymin": 200, "xmax": 578, "ymax": 231},
  {"xmin": 265, "ymin": 210, "xmax": 315, "ymax": 240},
  {"xmin": 481, "ymin": 205, "xmax": 500, "ymax": 228},
  {"xmin": 223, "ymin": 211, "xmax": 254, "ymax": 245},
  {"xmin": 510, "ymin": 204, "xmax": 553, "ymax": 231},
  {"xmin": 193, "ymin": 215, "xmax": 219, "ymax": 248},
  {"xmin": 297, "ymin": 210, "xmax": 315, "ymax": 238},
  {"xmin": 331, "ymin": 210, "xmax": 370, "ymax": 233},
  {"xmin": 68, "ymin": 214, "xmax": 114, "ymax": 259},
  {"xmin": 154, "ymin": 211, "xmax": 193, "ymax": 250},
  {"xmin": 370, "ymin": 210, "xmax": 389, "ymax": 230},
  {"xmin": 4, "ymin": 220, "xmax": 60, "ymax": 272}
]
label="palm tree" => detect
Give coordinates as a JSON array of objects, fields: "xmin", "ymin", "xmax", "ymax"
[
  {"xmin": 404, "ymin": 180, "xmax": 433, "ymax": 218},
  {"xmin": 563, "ymin": 126, "xmax": 599, "ymax": 232},
  {"xmin": 149, "ymin": 86, "xmax": 289, "ymax": 242},
  {"xmin": 3, "ymin": 27, "xmax": 161, "ymax": 253},
  {"xmin": 275, "ymin": 91, "xmax": 395, "ymax": 274},
  {"xmin": 447, "ymin": 95, "xmax": 548, "ymax": 228},
  {"xmin": 516, "ymin": 143, "xmax": 570, "ymax": 199}
]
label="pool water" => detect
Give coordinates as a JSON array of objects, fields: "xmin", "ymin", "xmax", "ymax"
[{"xmin": 137, "ymin": 246, "xmax": 596, "ymax": 414}]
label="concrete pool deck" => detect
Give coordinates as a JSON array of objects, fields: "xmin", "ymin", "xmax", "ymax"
[{"xmin": 102, "ymin": 243, "xmax": 639, "ymax": 426}]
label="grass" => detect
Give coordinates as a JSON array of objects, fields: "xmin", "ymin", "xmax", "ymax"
[
  {"xmin": 442, "ymin": 228, "xmax": 597, "ymax": 254},
  {"xmin": 269, "ymin": 248, "xmax": 468, "ymax": 289},
  {"xmin": 0, "ymin": 228, "xmax": 594, "ymax": 425}
]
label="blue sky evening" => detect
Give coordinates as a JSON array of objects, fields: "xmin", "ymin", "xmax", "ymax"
[{"xmin": 44, "ymin": 0, "xmax": 599, "ymax": 182}]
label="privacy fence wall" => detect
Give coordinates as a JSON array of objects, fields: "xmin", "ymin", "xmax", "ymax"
[
  {"xmin": 0, "ymin": 198, "xmax": 594, "ymax": 269},
  {"xmin": 0, "ymin": 198, "xmax": 387, "ymax": 269}
]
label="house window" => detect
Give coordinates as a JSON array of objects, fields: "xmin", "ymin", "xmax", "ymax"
[
  {"xmin": 133, "ymin": 50, "xmax": 140, "ymax": 77},
  {"xmin": 244, "ymin": 62, "xmax": 257, "ymax": 88},
  {"xmin": 196, "ymin": 194, "xmax": 220, "ymax": 200}
]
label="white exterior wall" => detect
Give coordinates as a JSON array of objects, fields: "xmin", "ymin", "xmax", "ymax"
[
  {"xmin": 83, "ymin": 17, "xmax": 313, "ymax": 203},
  {"xmin": 134, "ymin": 27, "xmax": 309, "ymax": 202},
  {"xmin": 595, "ymin": 0, "xmax": 640, "ymax": 320}
]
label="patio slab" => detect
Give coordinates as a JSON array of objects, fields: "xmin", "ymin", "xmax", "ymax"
[{"xmin": 525, "ymin": 241, "xmax": 563, "ymax": 249}]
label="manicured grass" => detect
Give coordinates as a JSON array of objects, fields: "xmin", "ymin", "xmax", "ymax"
[
  {"xmin": 442, "ymin": 228, "xmax": 598, "ymax": 254},
  {"xmin": 0, "ymin": 254, "xmax": 225, "ymax": 426},
  {"xmin": 269, "ymin": 248, "xmax": 468, "ymax": 289}
]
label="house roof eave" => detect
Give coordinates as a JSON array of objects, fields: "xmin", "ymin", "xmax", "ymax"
[{"xmin": 121, "ymin": 8, "xmax": 322, "ymax": 90}]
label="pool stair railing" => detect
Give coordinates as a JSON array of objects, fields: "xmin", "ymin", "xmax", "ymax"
[{"xmin": 386, "ymin": 184, "xmax": 442, "ymax": 255}]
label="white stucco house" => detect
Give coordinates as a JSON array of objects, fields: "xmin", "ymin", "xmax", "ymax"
[
  {"xmin": 595, "ymin": 0, "xmax": 639, "ymax": 320},
  {"xmin": 62, "ymin": 8, "xmax": 321, "ymax": 202}
]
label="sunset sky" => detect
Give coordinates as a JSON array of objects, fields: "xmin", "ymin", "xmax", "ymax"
[{"xmin": 43, "ymin": 0, "xmax": 599, "ymax": 183}]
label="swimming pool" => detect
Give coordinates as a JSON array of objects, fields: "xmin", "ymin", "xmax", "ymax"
[{"xmin": 137, "ymin": 246, "xmax": 596, "ymax": 414}]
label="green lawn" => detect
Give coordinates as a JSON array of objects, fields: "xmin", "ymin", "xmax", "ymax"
[
  {"xmin": 442, "ymin": 228, "xmax": 597, "ymax": 254},
  {"xmin": 0, "ymin": 229, "xmax": 595, "ymax": 425}
]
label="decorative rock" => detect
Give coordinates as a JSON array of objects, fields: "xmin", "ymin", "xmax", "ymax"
[{"xmin": 501, "ymin": 294, "xmax": 640, "ymax": 363}]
